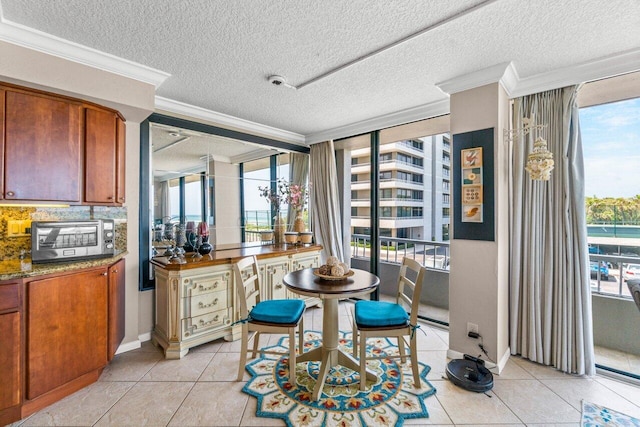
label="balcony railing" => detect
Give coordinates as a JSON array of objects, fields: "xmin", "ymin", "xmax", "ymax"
[
  {"xmin": 588, "ymin": 245, "xmax": 640, "ymax": 299},
  {"xmin": 350, "ymin": 234, "xmax": 450, "ymax": 270}
]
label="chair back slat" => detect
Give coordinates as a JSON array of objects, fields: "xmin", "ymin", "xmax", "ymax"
[
  {"xmin": 233, "ymin": 256, "xmax": 262, "ymax": 319},
  {"xmin": 397, "ymin": 257, "xmax": 426, "ymax": 324}
]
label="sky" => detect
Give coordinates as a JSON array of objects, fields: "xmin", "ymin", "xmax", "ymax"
[{"xmin": 580, "ymin": 97, "xmax": 640, "ymax": 198}]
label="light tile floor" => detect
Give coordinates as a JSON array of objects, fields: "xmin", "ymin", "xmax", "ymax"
[{"xmin": 10, "ymin": 301, "xmax": 640, "ymax": 426}]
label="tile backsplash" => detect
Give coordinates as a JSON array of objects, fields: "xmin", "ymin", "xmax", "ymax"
[{"xmin": 0, "ymin": 206, "xmax": 127, "ymax": 260}]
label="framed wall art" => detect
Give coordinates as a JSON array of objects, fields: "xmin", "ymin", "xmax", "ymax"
[
  {"xmin": 461, "ymin": 147, "xmax": 483, "ymax": 223},
  {"xmin": 453, "ymin": 128, "xmax": 494, "ymax": 241}
]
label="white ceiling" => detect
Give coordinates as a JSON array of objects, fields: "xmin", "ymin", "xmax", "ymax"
[{"xmin": 1, "ymin": 0, "xmax": 639, "ymax": 142}]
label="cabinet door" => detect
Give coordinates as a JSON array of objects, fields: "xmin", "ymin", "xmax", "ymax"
[
  {"xmin": 292, "ymin": 253, "xmax": 320, "ymax": 271},
  {"xmin": 262, "ymin": 258, "xmax": 290, "ymax": 300},
  {"xmin": 108, "ymin": 259, "xmax": 126, "ymax": 360},
  {"xmin": 27, "ymin": 269, "xmax": 108, "ymax": 400},
  {"xmin": 115, "ymin": 118, "xmax": 126, "ymax": 204},
  {"xmin": 4, "ymin": 90, "xmax": 82, "ymax": 202},
  {"xmin": 0, "ymin": 312, "xmax": 20, "ymax": 414},
  {"xmin": 85, "ymin": 108, "xmax": 117, "ymax": 204}
]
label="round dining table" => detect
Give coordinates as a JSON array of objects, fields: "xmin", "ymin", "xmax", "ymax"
[{"xmin": 283, "ymin": 267, "xmax": 379, "ymax": 400}]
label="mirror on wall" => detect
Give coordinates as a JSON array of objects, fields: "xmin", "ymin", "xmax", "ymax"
[
  {"xmin": 152, "ymin": 122, "xmax": 272, "ymax": 247},
  {"xmin": 140, "ymin": 114, "xmax": 311, "ymax": 290}
]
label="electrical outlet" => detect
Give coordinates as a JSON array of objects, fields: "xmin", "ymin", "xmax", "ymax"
[
  {"xmin": 467, "ymin": 322, "xmax": 479, "ymax": 335},
  {"xmin": 6, "ymin": 220, "xmax": 31, "ymax": 237}
]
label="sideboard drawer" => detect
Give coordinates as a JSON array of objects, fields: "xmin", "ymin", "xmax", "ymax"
[
  {"xmin": 187, "ymin": 289, "xmax": 228, "ymax": 318},
  {"xmin": 182, "ymin": 271, "xmax": 230, "ymax": 298},
  {"xmin": 182, "ymin": 308, "xmax": 230, "ymax": 338}
]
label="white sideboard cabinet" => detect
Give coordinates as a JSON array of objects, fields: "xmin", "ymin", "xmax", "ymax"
[{"xmin": 151, "ymin": 245, "xmax": 322, "ymax": 359}]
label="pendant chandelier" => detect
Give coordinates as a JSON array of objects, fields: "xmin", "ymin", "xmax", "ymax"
[
  {"xmin": 524, "ymin": 136, "xmax": 554, "ymax": 180},
  {"xmin": 505, "ymin": 117, "xmax": 554, "ymax": 181}
]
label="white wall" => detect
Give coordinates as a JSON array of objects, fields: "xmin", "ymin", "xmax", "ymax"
[{"xmin": 448, "ymin": 83, "xmax": 510, "ymax": 372}]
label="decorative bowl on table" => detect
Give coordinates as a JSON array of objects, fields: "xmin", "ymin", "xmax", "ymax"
[
  {"xmin": 313, "ymin": 269, "xmax": 354, "ymax": 281},
  {"xmin": 313, "ymin": 258, "xmax": 354, "ymax": 280}
]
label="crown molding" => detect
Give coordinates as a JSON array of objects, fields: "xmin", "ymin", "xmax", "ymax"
[
  {"xmin": 508, "ymin": 48, "xmax": 640, "ymax": 98},
  {"xmin": 436, "ymin": 49, "xmax": 640, "ymax": 99},
  {"xmin": 0, "ymin": 17, "xmax": 170, "ymax": 88},
  {"xmin": 305, "ymin": 98, "xmax": 450, "ymax": 145},
  {"xmin": 154, "ymin": 96, "xmax": 306, "ymax": 146},
  {"xmin": 436, "ymin": 62, "xmax": 514, "ymax": 96}
]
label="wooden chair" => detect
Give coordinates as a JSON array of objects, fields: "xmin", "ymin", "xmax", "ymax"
[
  {"xmin": 233, "ymin": 256, "xmax": 305, "ymax": 385},
  {"xmin": 352, "ymin": 257, "xmax": 425, "ymax": 390}
]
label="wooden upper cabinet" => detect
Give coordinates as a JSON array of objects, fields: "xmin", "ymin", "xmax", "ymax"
[
  {"xmin": 116, "ymin": 117, "xmax": 126, "ymax": 204},
  {"xmin": 85, "ymin": 108, "xmax": 117, "ymax": 204},
  {"xmin": 4, "ymin": 89, "xmax": 82, "ymax": 202},
  {"xmin": 0, "ymin": 89, "xmax": 5, "ymax": 200}
]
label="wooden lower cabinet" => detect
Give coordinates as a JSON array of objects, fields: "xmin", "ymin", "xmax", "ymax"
[
  {"xmin": 108, "ymin": 259, "xmax": 126, "ymax": 360},
  {"xmin": 27, "ymin": 268, "xmax": 108, "ymax": 400},
  {"xmin": 152, "ymin": 248, "xmax": 321, "ymax": 359},
  {"xmin": 0, "ymin": 282, "xmax": 21, "ymax": 426},
  {"xmin": 0, "ymin": 258, "xmax": 125, "ymax": 425}
]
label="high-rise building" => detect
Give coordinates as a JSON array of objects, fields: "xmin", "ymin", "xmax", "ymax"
[{"xmin": 349, "ymin": 134, "xmax": 451, "ymax": 242}]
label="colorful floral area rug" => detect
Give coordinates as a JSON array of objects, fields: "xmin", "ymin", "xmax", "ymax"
[
  {"xmin": 582, "ymin": 400, "xmax": 640, "ymax": 426},
  {"xmin": 242, "ymin": 330, "xmax": 436, "ymax": 427}
]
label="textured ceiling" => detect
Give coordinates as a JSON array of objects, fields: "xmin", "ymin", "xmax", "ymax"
[{"xmin": 2, "ymin": 0, "xmax": 640, "ymax": 137}]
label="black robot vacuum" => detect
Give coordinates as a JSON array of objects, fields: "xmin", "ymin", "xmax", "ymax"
[{"xmin": 446, "ymin": 354, "xmax": 494, "ymax": 392}]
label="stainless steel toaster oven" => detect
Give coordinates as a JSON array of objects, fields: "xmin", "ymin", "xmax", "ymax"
[{"xmin": 31, "ymin": 219, "xmax": 115, "ymax": 263}]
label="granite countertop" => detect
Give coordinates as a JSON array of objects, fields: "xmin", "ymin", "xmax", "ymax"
[
  {"xmin": 151, "ymin": 243, "xmax": 322, "ymax": 271},
  {"xmin": 0, "ymin": 250, "xmax": 128, "ymax": 281}
]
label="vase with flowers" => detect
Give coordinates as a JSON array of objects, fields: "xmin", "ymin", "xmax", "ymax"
[
  {"xmin": 259, "ymin": 179, "xmax": 287, "ymax": 245},
  {"xmin": 285, "ymin": 182, "xmax": 309, "ymax": 234}
]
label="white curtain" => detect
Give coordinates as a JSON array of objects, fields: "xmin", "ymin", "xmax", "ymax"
[
  {"xmin": 287, "ymin": 152, "xmax": 309, "ymax": 231},
  {"xmin": 159, "ymin": 180, "xmax": 171, "ymax": 220},
  {"xmin": 310, "ymin": 140, "xmax": 345, "ymax": 262},
  {"xmin": 509, "ymin": 85, "xmax": 595, "ymax": 376}
]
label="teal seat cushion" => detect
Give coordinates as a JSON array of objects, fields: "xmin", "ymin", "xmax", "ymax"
[
  {"xmin": 250, "ymin": 299, "xmax": 305, "ymax": 324},
  {"xmin": 355, "ymin": 300, "xmax": 408, "ymax": 327}
]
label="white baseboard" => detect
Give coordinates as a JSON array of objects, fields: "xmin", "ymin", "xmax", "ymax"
[
  {"xmin": 115, "ymin": 339, "xmax": 140, "ymax": 355},
  {"xmin": 114, "ymin": 332, "xmax": 153, "ymax": 355},
  {"xmin": 138, "ymin": 332, "xmax": 152, "ymax": 343}
]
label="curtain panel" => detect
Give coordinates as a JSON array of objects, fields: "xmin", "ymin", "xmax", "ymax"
[
  {"xmin": 509, "ymin": 85, "xmax": 595, "ymax": 376},
  {"xmin": 310, "ymin": 140, "xmax": 345, "ymax": 262},
  {"xmin": 287, "ymin": 152, "xmax": 310, "ymax": 231}
]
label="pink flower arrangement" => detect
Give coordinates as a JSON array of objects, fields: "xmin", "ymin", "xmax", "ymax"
[
  {"xmin": 258, "ymin": 179, "xmax": 309, "ymax": 212},
  {"xmin": 286, "ymin": 183, "xmax": 309, "ymax": 212}
]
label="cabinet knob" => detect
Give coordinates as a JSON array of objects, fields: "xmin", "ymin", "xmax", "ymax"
[
  {"xmin": 6, "ymin": 191, "xmax": 15, "ymax": 197},
  {"xmin": 118, "ymin": 197, "xmax": 125, "ymax": 202},
  {"xmin": 101, "ymin": 272, "xmax": 108, "ymax": 276},
  {"xmin": 107, "ymin": 196, "xmax": 114, "ymax": 200},
  {"xmin": 112, "ymin": 269, "xmax": 118, "ymax": 273}
]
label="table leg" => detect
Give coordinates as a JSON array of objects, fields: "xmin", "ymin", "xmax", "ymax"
[{"xmin": 306, "ymin": 298, "xmax": 376, "ymax": 400}]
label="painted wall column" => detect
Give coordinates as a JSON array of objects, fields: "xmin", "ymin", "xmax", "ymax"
[{"xmin": 447, "ymin": 82, "xmax": 511, "ymax": 372}]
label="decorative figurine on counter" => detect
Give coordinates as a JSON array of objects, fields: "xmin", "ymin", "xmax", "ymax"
[{"xmin": 197, "ymin": 221, "xmax": 213, "ymax": 255}]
